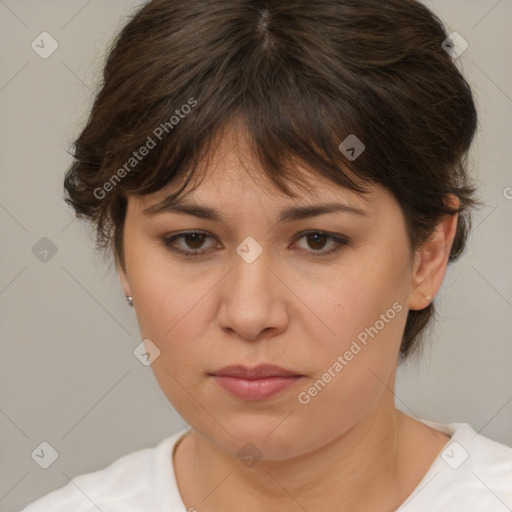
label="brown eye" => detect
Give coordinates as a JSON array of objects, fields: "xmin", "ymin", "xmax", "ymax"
[
  {"xmin": 182, "ymin": 232, "xmax": 207, "ymax": 249},
  {"xmin": 306, "ymin": 232, "xmax": 329, "ymax": 250},
  {"xmin": 293, "ymin": 231, "xmax": 349, "ymax": 256},
  {"xmin": 161, "ymin": 231, "xmax": 218, "ymax": 257},
  {"xmin": 161, "ymin": 230, "xmax": 349, "ymax": 259}
]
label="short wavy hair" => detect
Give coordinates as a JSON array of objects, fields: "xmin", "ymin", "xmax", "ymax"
[{"xmin": 63, "ymin": 0, "xmax": 483, "ymax": 361}]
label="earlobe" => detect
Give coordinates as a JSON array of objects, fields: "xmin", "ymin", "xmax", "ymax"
[
  {"xmin": 116, "ymin": 260, "xmax": 132, "ymax": 299},
  {"xmin": 408, "ymin": 195, "xmax": 460, "ymax": 311}
]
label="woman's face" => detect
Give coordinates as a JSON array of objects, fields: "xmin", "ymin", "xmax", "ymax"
[{"xmin": 118, "ymin": 127, "xmax": 436, "ymax": 460}]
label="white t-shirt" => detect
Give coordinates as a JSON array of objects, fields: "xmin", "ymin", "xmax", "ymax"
[{"xmin": 21, "ymin": 418, "xmax": 512, "ymax": 511}]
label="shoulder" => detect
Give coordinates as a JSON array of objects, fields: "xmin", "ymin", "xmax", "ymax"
[
  {"xmin": 461, "ymin": 426, "xmax": 512, "ymax": 495},
  {"xmin": 437, "ymin": 420, "xmax": 512, "ymax": 490},
  {"xmin": 20, "ymin": 429, "xmax": 190, "ymax": 512},
  {"xmin": 400, "ymin": 419, "xmax": 512, "ymax": 511}
]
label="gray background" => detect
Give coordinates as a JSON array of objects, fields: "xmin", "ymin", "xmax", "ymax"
[{"xmin": 0, "ymin": 0, "xmax": 511, "ymax": 510}]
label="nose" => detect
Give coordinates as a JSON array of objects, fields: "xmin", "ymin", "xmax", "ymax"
[{"xmin": 217, "ymin": 246, "xmax": 289, "ymax": 341}]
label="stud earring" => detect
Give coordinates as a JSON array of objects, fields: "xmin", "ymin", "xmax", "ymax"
[
  {"xmin": 126, "ymin": 296, "xmax": 133, "ymax": 307},
  {"xmin": 425, "ymin": 295, "xmax": 431, "ymax": 302}
]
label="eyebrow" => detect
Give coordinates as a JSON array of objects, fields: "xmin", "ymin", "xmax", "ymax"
[{"xmin": 143, "ymin": 198, "xmax": 370, "ymax": 222}]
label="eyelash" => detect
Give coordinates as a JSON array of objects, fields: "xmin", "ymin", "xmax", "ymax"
[{"xmin": 160, "ymin": 231, "xmax": 350, "ymax": 258}]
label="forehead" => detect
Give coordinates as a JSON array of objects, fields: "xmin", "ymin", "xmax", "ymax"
[
  {"xmin": 133, "ymin": 161, "xmax": 378, "ymax": 223},
  {"xmin": 133, "ymin": 121, "xmax": 378, "ymax": 215}
]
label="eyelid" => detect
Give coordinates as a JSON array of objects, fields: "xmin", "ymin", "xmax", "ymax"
[
  {"xmin": 160, "ymin": 230, "xmax": 350, "ymax": 258},
  {"xmin": 160, "ymin": 230, "xmax": 219, "ymax": 257}
]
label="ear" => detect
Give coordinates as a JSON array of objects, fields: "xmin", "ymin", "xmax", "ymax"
[
  {"xmin": 116, "ymin": 259, "xmax": 132, "ymax": 299},
  {"xmin": 408, "ymin": 194, "xmax": 460, "ymax": 311}
]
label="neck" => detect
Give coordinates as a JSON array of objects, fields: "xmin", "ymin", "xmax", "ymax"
[{"xmin": 178, "ymin": 403, "xmax": 415, "ymax": 512}]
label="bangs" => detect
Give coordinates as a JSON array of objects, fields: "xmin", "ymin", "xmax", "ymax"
[
  {"xmin": 105, "ymin": 77, "xmax": 375, "ymax": 207},
  {"xmin": 92, "ymin": 1, "xmax": 405, "ymax": 207}
]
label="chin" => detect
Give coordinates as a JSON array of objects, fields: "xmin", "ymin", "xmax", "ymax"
[{"xmin": 212, "ymin": 415, "xmax": 305, "ymax": 461}]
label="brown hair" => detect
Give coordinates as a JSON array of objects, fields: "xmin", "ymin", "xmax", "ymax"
[{"xmin": 63, "ymin": 0, "xmax": 483, "ymax": 360}]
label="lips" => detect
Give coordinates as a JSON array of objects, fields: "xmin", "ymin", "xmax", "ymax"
[
  {"xmin": 210, "ymin": 364, "xmax": 302, "ymax": 379},
  {"xmin": 209, "ymin": 364, "xmax": 304, "ymax": 400}
]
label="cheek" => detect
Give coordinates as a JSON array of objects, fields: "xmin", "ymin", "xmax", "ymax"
[
  {"xmin": 294, "ymin": 275, "xmax": 407, "ymax": 440},
  {"xmin": 129, "ymin": 264, "xmax": 212, "ymax": 421},
  {"xmin": 126, "ymin": 239, "xmax": 208, "ymax": 339},
  {"xmin": 133, "ymin": 273, "xmax": 215, "ymax": 357},
  {"xmin": 127, "ymin": 257, "xmax": 219, "ymax": 390},
  {"xmin": 295, "ymin": 250, "xmax": 409, "ymax": 410},
  {"xmin": 305, "ymin": 254, "xmax": 407, "ymax": 350}
]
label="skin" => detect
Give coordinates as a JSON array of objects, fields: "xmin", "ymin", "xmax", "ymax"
[{"xmin": 118, "ymin": 122, "xmax": 458, "ymax": 512}]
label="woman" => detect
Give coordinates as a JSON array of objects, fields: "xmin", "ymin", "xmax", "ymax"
[{"xmin": 22, "ymin": 0, "xmax": 512, "ymax": 510}]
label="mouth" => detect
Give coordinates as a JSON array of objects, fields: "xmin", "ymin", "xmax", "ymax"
[{"xmin": 208, "ymin": 364, "xmax": 305, "ymax": 400}]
